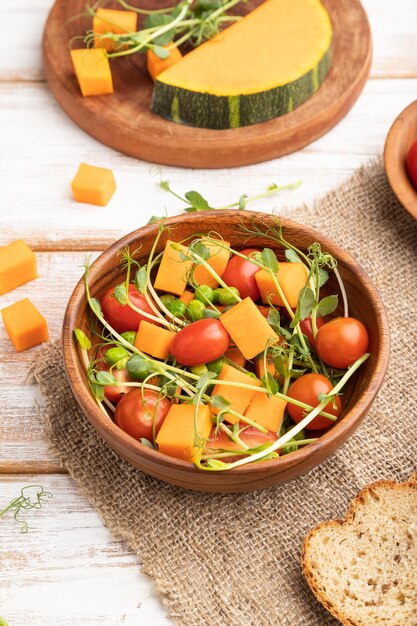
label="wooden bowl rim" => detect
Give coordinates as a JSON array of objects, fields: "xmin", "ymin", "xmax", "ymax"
[
  {"xmin": 62, "ymin": 210, "xmax": 390, "ymax": 479},
  {"xmin": 384, "ymin": 99, "xmax": 417, "ymax": 222}
]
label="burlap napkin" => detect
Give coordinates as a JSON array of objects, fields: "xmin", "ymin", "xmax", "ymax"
[{"xmin": 33, "ymin": 160, "xmax": 417, "ymax": 626}]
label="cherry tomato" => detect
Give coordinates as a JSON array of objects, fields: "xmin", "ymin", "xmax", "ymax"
[
  {"xmin": 315, "ymin": 317, "xmax": 369, "ymax": 369},
  {"xmin": 96, "ymin": 347, "xmax": 130, "ymax": 403},
  {"xmin": 222, "ymin": 248, "xmax": 261, "ymax": 301},
  {"xmin": 114, "ymin": 389, "xmax": 171, "ymax": 441},
  {"xmin": 299, "ymin": 315, "xmax": 325, "ymax": 347},
  {"xmin": 101, "ymin": 284, "xmax": 156, "ymax": 334},
  {"xmin": 287, "ymin": 373, "xmax": 342, "ymax": 430},
  {"xmin": 206, "ymin": 425, "xmax": 277, "ymax": 460},
  {"xmin": 406, "ymin": 140, "xmax": 417, "ymax": 191},
  {"xmin": 170, "ymin": 319, "xmax": 230, "ymax": 366}
]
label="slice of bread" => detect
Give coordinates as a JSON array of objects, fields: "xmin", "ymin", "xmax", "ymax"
[{"xmin": 302, "ymin": 479, "xmax": 417, "ymax": 626}]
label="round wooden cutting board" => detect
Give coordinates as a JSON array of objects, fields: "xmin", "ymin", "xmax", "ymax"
[{"xmin": 43, "ymin": 0, "xmax": 372, "ymax": 169}]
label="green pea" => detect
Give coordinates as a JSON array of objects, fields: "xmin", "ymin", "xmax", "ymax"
[
  {"xmin": 203, "ymin": 308, "xmax": 221, "ymax": 319},
  {"xmin": 105, "ymin": 346, "xmax": 130, "ymax": 367},
  {"xmin": 166, "ymin": 299, "xmax": 187, "ymax": 318},
  {"xmin": 126, "ymin": 354, "xmax": 150, "ymax": 381},
  {"xmin": 218, "ymin": 287, "xmax": 240, "ymax": 306},
  {"xmin": 246, "ymin": 371, "xmax": 259, "ymax": 380},
  {"xmin": 190, "ymin": 364, "xmax": 209, "ymax": 376},
  {"xmin": 194, "ymin": 285, "xmax": 214, "ymax": 304},
  {"xmin": 207, "ymin": 357, "xmax": 225, "ymax": 373},
  {"xmin": 120, "ymin": 331, "xmax": 136, "ymax": 345},
  {"xmin": 160, "ymin": 294, "xmax": 176, "ymax": 307},
  {"xmin": 212, "ymin": 288, "xmax": 223, "ymax": 304},
  {"xmin": 187, "ymin": 299, "xmax": 206, "ymax": 321}
]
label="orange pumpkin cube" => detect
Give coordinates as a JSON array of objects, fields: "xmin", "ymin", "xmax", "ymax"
[
  {"xmin": 255, "ymin": 263, "xmax": 308, "ymax": 307},
  {"xmin": 93, "ymin": 8, "xmax": 137, "ymax": 52},
  {"xmin": 155, "ymin": 403, "xmax": 212, "ymax": 462},
  {"xmin": 135, "ymin": 320, "xmax": 175, "ymax": 360},
  {"xmin": 244, "ymin": 392, "xmax": 286, "ymax": 433},
  {"xmin": 147, "ymin": 45, "xmax": 183, "ymax": 81},
  {"xmin": 225, "ymin": 347, "xmax": 246, "ymax": 368},
  {"xmin": 193, "ymin": 239, "xmax": 231, "ymax": 288},
  {"xmin": 71, "ymin": 163, "xmax": 116, "ymax": 206},
  {"xmin": 220, "ymin": 297, "xmax": 280, "ymax": 360},
  {"xmin": 154, "ymin": 240, "xmax": 193, "ymax": 296},
  {"xmin": 0, "ymin": 240, "xmax": 38, "ymax": 295},
  {"xmin": 179, "ymin": 290, "xmax": 195, "ymax": 305},
  {"xmin": 210, "ymin": 363, "xmax": 260, "ymax": 425},
  {"xmin": 70, "ymin": 48, "xmax": 113, "ymax": 97},
  {"xmin": 1, "ymin": 298, "xmax": 49, "ymax": 352}
]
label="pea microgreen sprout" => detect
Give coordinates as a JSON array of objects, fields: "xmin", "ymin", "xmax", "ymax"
[{"xmin": 0, "ymin": 485, "xmax": 53, "ymax": 533}]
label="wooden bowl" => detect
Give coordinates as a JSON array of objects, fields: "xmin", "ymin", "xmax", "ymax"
[
  {"xmin": 384, "ymin": 99, "xmax": 417, "ymax": 221},
  {"xmin": 62, "ymin": 211, "xmax": 390, "ymax": 493}
]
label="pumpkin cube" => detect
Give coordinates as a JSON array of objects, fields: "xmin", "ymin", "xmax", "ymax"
[
  {"xmin": 0, "ymin": 240, "xmax": 38, "ymax": 295},
  {"xmin": 225, "ymin": 347, "xmax": 246, "ymax": 368},
  {"xmin": 179, "ymin": 290, "xmax": 195, "ymax": 305},
  {"xmin": 210, "ymin": 363, "xmax": 260, "ymax": 425},
  {"xmin": 193, "ymin": 239, "xmax": 231, "ymax": 288},
  {"xmin": 255, "ymin": 263, "xmax": 308, "ymax": 307},
  {"xmin": 70, "ymin": 48, "xmax": 113, "ymax": 97},
  {"xmin": 93, "ymin": 8, "xmax": 137, "ymax": 52},
  {"xmin": 155, "ymin": 403, "xmax": 212, "ymax": 462},
  {"xmin": 1, "ymin": 298, "xmax": 49, "ymax": 352},
  {"xmin": 135, "ymin": 320, "xmax": 175, "ymax": 360},
  {"xmin": 154, "ymin": 240, "xmax": 193, "ymax": 296},
  {"xmin": 71, "ymin": 163, "xmax": 116, "ymax": 206},
  {"xmin": 244, "ymin": 392, "xmax": 286, "ymax": 433},
  {"xmin": 220, "ymin": 297, "xmax": 280, "ymax": 360},
  {"xmin": 147, "ymin": 45, "xmax": 183, "ymax": 82}
]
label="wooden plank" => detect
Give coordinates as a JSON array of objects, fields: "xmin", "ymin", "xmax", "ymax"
[
  {"xmin": 0, "ymin": 475, "xmax": 172, "ymax": 626},
  {"xmin": 0, "ymin": 0, "xmax": 417, "ymax": 81},
  {"xmin": 1, "ymin": 78, "xmax": 417, "ymax": 248}
]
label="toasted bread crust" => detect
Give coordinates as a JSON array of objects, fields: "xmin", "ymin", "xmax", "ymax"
[{"xmin": 302, "ymin": 477, "xmax": 417, "ymax": 626}]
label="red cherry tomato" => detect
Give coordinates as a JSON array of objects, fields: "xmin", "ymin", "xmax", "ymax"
[
  {"xmin": 101, "ymin": 284, "xmax": 156, "ymax": 334},
  {"xmin": 222, "ymin": 248, "xmax": 261, "ymax": 301},
  {"xmin": 170, "ymin": 319, "xmax": 230, "ymax": 366},
  {"xmin": 299, "ymin": 315, "xmax": 325, "ymax": 347},
  {"xmin": 406, "ymin": 140, "xmax": 417, "ymax": 190},
  {"xmin": 315, "ymin": 317, "xmax": 369, "ymax": 369},
  {"xmin": 206, "ymin": 425, "xmax": 277, "ymax": 460},
  {"xmin": 114, "ymin": 389, "xmax": 171, "ymax": 441},
  {"xmin": 287, "ymin": 373, "xmax": 342, "ymax": 431},
  {"xmin": 96, "ymin": 347, "xmax": 130, "ymax": 403}
]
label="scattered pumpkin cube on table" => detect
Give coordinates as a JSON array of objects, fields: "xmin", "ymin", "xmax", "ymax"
[
  {"xmin": 70, "ymin": 48, "xmax": 113, "ymax": 97},
  {"xmin": 1, "ymin": 298, "xmax": 49, "ymax": 352},
  {"xmin": 0, "ymin": 240, "xmax": 38, "ymax": 295},
  {"xmin": 71, "ymin": 163, "xmax": 116, "ymax": 206}
]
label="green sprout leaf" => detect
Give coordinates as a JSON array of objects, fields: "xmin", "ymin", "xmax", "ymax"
[
  {"xmin": 90, "ymin": 297, "xmax": 103, "ymax": 318},
  {"xmin": 262, "ymin": 372, "xmax": 278, "ymax": 395},
  {"xmin": 205, "ymin": 459, "xmax": 230, "ymax": 470},
  {"xmin": 267, "ymin": 308, "xmax": 281, "ymax": 329},
  {"xmin": 147, "ymin": 215, "xmax": 164, "ymax": 224},
  {"xmin": 318, "ymin": 268, "xmax": 330, "ymax": 287},
  {"xmin": 74, "ymin": 328, "xmax": 91, "ymax": 351},
  {"xmin": 291, "ymin": 287, "xmax": 315, "ymax": 328},
  {"xmin": 316, "ymin": 294, "xmax": 338, "ymax": 317},
  {"xmin": 140, "ymin": 437, "xmax": 155, "ymax": 449},
  {"xmin": 96, "ymin": 371, "xmax": 117, "ymax": 385},
  {"xmin": 196, "ymin": 372, "xmax": 217, "ymax": 389},
  {"xmin": 114, "ymin": 283, "xmax": 128, "ymax": 306},
  {"xmin": 152, "ymin": 45, "xmax": 170, "ymax": 59},
  {"xmin": 135, "ymin": 267, "xmax": 148, "ymax": 294},
  {"xmin": 184, "ymin": 190, "xmax": 212, "ymax": 212},
  {"xmin": 90, "ymin": 382, "xmax": 104, "ymax": 401},
  {"xmin": 210, "ymin": 394, "xmax": 231, "ymax": 411},
  {"xmin": 238, "ymin": 194, "xmax": 248, "ymax": 210},
  {"xmin": 191, "ymin": 241, "xmax": 211, "ymax": 261},
  {"xmin": 262, "ymin": 248, "xmax": 279, "ymax": 273},
  {"xmin": 285, "ymin": 249, "xmax": 302, "ymax": 263}
]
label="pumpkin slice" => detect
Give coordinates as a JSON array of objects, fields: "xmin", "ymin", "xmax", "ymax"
[{"xmin": 151, "ymin": 0, "xmax": 332, "ymax": 129}]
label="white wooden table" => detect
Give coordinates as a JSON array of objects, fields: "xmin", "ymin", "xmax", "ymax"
[{"xmin": 0, "ymin": 2, "xmax": 416, "ymax": 623}]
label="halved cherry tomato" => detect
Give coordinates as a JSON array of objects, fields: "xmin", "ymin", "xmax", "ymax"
[
  {"xmin": 114, "ymin": 388, "xmax": 171, "ymax": 441},
  {"xmin": 206, "ymin": 425, "xmax": 277, "ymax": 460},
  {"xmin": 170, "ymin": 319, "xmax": 230, "ymax": 366},
  {"xmin": 101, "ymin": 284, "xmax": 156, "ymax": 334},
  {"xmin": 287, "ymin": 373, "xmax": 342, "ymax": 431},
  {"xmin": 406, "ymin": 140, "xmax": 417, "ymax": 190},
  {"xmin": 222, "ymin": 248, "xmax": 261, "ymax": 301},
  {"xmin": 96, "ymin": 346, "xmax": 131, "ymax": 403},
  {"xmin": 315, "ymin": 317, "xmax": 369, "ymax": 369}
]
